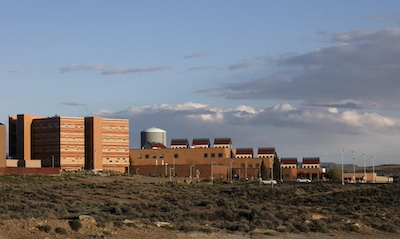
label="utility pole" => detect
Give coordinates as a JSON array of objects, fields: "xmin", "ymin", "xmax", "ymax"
[
  {"xmin": 211, "ymin": 161, "xmax": 214, "ymax": 184},
  {"xmin": 340, "ymin": 149, "xmax": 344, "ymax": 185},
  {"xmin": 372, "ymin": 156, "xmax": 376, "ymax": 183},
  {"xmin": 351, "ymin": 150, "xmax": 356, "ymax": 183},
  {"xmin": 271, "ymin": 159, "xmax": 274, "ymax": 188},
  {"xmin": 362, "ymin": 153, "xmax": 366, "ymax": 183}
]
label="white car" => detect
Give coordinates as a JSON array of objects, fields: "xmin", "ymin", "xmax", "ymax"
[
  {"xmin": 296, "ymin": 178, "xmax": 311, "ymax": 183},
  {"xmin": 261, "ymin": 179, "xmax": 277, "ymax": 185}
]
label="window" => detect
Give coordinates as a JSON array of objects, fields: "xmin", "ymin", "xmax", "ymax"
[
  {"xmin": 218, "ymin": 153, "xmax": 223, "ymax": 158},
  {"xmin": 240, "ymin": 163, "xmax": 245, "ymax": 168},
  {"xmin": 211, "ymin": 153, "xmax": 215, "ymax": 158},
  {"xmin": 204, "ymin": 153, "xmax": 208, "ymax": 158},
  {"xmin": 138, "ymin": 154, "xmax": 142, "ymax": 159},
  {"xmin": 248, "ymin": 164, "xmax": 253, "ymax": 168},
  {"xmin": 174, "ymin": 154, "xmax": 179, "ymax": 158},
  {"xmin": 152, "ymin": 154, "xmax": 156, "ymax": 159},
  {"xmin": 160, "ymin": 154, "xmax": 164, "ymax": 159},
  {"xmin": 145, "ymin": 155, "xmax": 149, "ymax": 159}
]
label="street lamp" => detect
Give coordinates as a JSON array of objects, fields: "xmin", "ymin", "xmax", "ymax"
[
  {"xmin": 271, "ymin": 159, "xmax": 274, "ymax": 188},
  {"xmin": 372, "ymin": 156, "xmax": 376, "ymax": 183},
  {"xmin": 351, "ymin": 151, "xmax": 356, "ymax": 183},
  {"xmin": 230, "ymin": 161, "xmax": 233, "ymax": 183},
  {"xmin": 362, "ymin": 153, "xmax": 366, "ymax": 183},
  {"xmin": 245, "ymin": 160, "xmax": 248, "ymax": 181},
  {"xmin": 211, "ymin": 161, "xmax": 214, "ymax": 184},
  {"xmin": 340, "ymin": 149, "xmax": 344, "ymax": 185},
  {"xmin": 173, "ymin": 157, "xmax": 176, "ymax": 177}
]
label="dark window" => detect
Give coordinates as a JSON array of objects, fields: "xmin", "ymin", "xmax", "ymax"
[
  {"xmin": 145, "ymin": 155, "xmax": 149, "ymax": 159},
  {"xmin": 174, "ymin": 154, "xmax": 179, "ymax": 158},
  {"xmin": 240, "ymin": 163, "xmax": 245, "ymax": 168},
  {"xmin": 152, "ymin": 154, "xmax": 156, "ymax": 159},
  {"xmin": 248, "ymin": 164, "xmax": 253, "ymax": 168},
  {"xmin": 211, "ymin": 153, "xmax": 215, "ymax": 158},
  {"xmin": 160, "ymin": 154, "xmax": 164, "ymax": 159},
  {"xmin": 204, "ymin": 153, "xmax": 208, "ymax": 158},
  {"xmin": 218, "ymin": 153, "xmax": 223, "ymax": 158}
]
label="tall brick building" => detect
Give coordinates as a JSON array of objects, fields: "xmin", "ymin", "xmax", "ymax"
[
  {"xmin": 0, "ymin": 123, "xmax": 6, "ymax": 168},
  {"xmin": 8, "ymin": 114, "xmax": 129, "ymax": 172}
]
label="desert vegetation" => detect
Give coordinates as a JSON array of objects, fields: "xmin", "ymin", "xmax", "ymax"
[{"xmin": 0, "ymin": 173, "xmax": 399, "ymax": 236}]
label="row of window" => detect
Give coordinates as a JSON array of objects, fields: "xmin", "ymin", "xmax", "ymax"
[
  {"xmin": 236, "ymin": 155, "xmax": 275, "ymax": 158},
  {"xmin": 137, "ymin": 153, "xmax": 224, "ymax": 159}
]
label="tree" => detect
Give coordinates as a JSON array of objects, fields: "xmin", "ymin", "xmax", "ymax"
[
  {"xmin": 273, "ymin": 155, "xmax": 280, "ymax": 180},
  {"xmin": 261, "ymin": 160, "xmax": 268, "ymax": 179},
  {"xmin": 325, "ymin": 167, "xmax": 342, "ymax": 182}
]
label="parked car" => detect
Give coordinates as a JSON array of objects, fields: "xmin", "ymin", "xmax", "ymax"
[
  {"xmin": 296, "ymin": 178, "xmax": 311, "ymax": 183},
  {"xmin": 261, "ymin": 179, "xmax": 277, "ymax": 185}
]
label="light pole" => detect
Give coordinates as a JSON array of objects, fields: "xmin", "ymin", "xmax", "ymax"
[
  {"xmin": 372, "ymin": 156, "xmax": 375, "ymax": 183},
  {"xmin": 362, "ymin": 153, "xmax": 366, "ymax": 183},
  {"xmin": 340, "ymin": 149, "xmax": 344, "ymax": 185},
  {"xmin": 211, "ymin": 161, "xmax": 214, "ymax": 184},
  {"xmin": 165, "ymin": 163, "xmax": 168, "ymax": 176},
  {"xmin": 51, "ymin": 155, "xmax": 54, "ymax": 168},
  {"xmin": 173, "ymin": 157, "xmax": 176, "ymax": 177},
  {"xmin": 245, "ymin": 160, "xmax": 248, "ymax": 180},
  {"xmin": 271, "ymin": 159, "xmax": 274, "ymax": 188},
  {"xmin": 230, "ymin": 161, "xmax": 233, "ymax": 183},
  {"xmin": 351, "ymin": 150, "xmax": 356, "ymax": 183}
]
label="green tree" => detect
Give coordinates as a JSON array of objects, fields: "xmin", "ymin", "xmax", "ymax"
[
  {"xmin": 129, "ymin": 156, "xmax": 135, "ymax": 175},
  {"xmin": 325, "ymin": 167, "xmax": 342, "ymax": 182},
  {"xmin": 273, "ymin": 155, "xmax": 280, "ymax": 179},
  {"xmin": 261, "ymin": 160, "xmax": 268, "ymax": 179}
]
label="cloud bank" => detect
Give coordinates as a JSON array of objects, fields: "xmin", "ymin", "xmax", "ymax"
[
  {"xmin": 93, "ymin": 102, "xmax": 400, "ymax": 164},
  {"xmin": 203, "ymin": 28, "xmax": 400, "ymax": 110}
]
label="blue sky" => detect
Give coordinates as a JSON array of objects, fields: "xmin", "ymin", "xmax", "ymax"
[{"xmin": 2, "ymin": 1, "xmax": 400, "ymax": 166}]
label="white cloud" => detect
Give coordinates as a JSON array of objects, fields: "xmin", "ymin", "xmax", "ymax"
[
  {"xmin": 273, "ymin": 104, "xmax": 296, "ymax": 112},
  {"xmin": 59, "ymin": 64, "xmax": 103, "ymax": 73},
  {"xmin": 101, "ymin": 66, "xmax": 170, "ymax": 75},
  {"xmin": 59, "ymin": 64, "xmax": 170, "ymax": 75},
  {"xmin": 92, "ymin": 102, "xmax": 400, "ymax": 164}
]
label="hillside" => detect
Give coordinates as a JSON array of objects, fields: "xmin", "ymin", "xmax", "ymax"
[{"xmin": 0, "ymin": 173, "xmax": 399, "ymax": 239}]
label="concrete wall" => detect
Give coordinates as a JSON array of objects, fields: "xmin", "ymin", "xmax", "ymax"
[{"xmin": 6, "ymin": 160, "xmax": 18, "ymax": 167}]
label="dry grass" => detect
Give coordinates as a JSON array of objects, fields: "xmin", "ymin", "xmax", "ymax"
[{"xmin": 0, "ymin": 173, "xmax": 399, "ymax": 235}]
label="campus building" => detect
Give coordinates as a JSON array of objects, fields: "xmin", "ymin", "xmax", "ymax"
[
  {"xmin": 130, "ymin": 137, "xmax": 276, "ymax": 181},
  {"xmin": 8, "ymin": 114, "xmax": 129, "ymax": 172},
  {"xmin": 280, "ymin": 157, "xmax": 322, "ymax": 182},
  {"xmin": 0, "ymin": 123, "xmax": 6, "ymax": 168}
]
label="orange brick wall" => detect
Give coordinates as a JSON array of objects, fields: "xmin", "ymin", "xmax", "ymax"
[{"xmin": 0, "ymin": 124, "xmax": 6, "ymax": 167}]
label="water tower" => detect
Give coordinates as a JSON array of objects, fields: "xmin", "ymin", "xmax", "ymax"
[{"xmin": 140, "ymin": 127, "xmax": 167, "ymax": 148}]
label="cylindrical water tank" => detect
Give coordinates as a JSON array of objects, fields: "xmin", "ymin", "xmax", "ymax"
[{"xmin": 140, "ymin": 127, "xmax": 167, "ymax": 148}]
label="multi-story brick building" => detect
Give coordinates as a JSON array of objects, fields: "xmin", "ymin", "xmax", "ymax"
[
  {"xmin": 0, "ymin": 123, "xmax": 6, "ymax": 168},
  {"xmin": 130, "ymin": 138, "xmax": 275, "ymax": 181},
  {"xmin": 8, "ymin": 114, "xmax": 129, "ymax": 172}
]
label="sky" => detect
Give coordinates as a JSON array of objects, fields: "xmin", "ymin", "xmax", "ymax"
[{"xmin": 1, "ymin": 1, "xmax": 400, "ymax": 166}]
